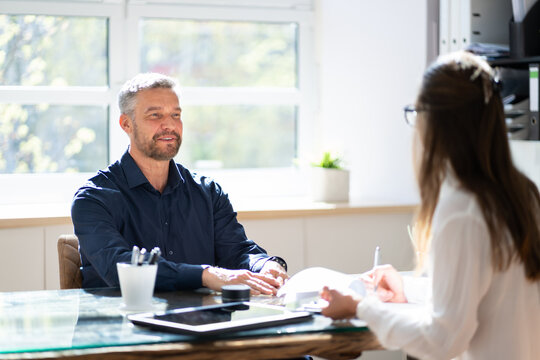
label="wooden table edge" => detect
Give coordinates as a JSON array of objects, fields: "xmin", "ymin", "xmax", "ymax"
[{"xmin": 0, "ymin": 331, "xmax": 383, "ymax": 360}]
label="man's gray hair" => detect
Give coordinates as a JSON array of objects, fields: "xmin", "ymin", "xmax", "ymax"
[{"xmin": 118, "ymin": 73, "xmax": 178, "ymax": 117}]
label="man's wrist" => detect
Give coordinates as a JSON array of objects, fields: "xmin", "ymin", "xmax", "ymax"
[
  {"xmin": 201, "ymin": 265, "xmax": 212, "ymax": 287},
  {"xmin": 266, "ymin": 256, "xmax": 287, "ymax": 272}
]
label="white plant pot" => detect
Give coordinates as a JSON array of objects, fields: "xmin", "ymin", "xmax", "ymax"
[{"xmin": 311, "ymin": 167, "xmax": 350, "ymax": 202}]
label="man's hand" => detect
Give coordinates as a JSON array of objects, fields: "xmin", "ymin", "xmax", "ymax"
[
  {"xmin": 260, "ymin": 260, "xmax": 288, "ymax": 288},
  {"xmin": 320, "ymin": 286, "xmax": 362, "ymax": 320},
  {"xmin": 360, "ymin": 264, "xmax": 407, "ymax": 303},
  {"xmin": 202, "ymin": 267, "xmax": 282, "ymax": 295}
]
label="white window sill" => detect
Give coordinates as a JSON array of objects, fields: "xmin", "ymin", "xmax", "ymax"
[{"xmin": 0, "ymin": 198, "xmax": 417, "ymax": 229}]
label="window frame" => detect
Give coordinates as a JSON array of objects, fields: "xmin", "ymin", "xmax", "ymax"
[
  {"xmin": 0, "ymin": 0, "xmax": 125, "ymax": 205},
  {"xmin": 0, "ymin": 0, "xmax": 317, "ymax": 205}
]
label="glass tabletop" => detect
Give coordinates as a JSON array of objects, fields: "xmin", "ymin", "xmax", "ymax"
[{"xmin": 0, "ymin": 288, "xmax": 368, "ymax": 354}]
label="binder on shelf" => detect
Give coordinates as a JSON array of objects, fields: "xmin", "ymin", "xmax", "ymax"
[
  {"xmin": 439, "ymin": 0, "xmax": 450, "ymax": 54},
  {"xmin": 450, "ymin": 0, "xmax": 462, "ymax": 52},
  {"xmin": 459, "ymin": 0, "xmax": 471, "ymax": 50},
  {"xmin": 529, "ymin": 64, "xmax": 539, "ymax": 140},
  {"xmin": 440, "ymin": 0, "xmax": 512, "ymax": 55}
]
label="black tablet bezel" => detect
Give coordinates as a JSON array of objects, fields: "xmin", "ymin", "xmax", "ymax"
[{"xmin": 128, "ymin": 302, "xmax": 312, "ymax": 336}]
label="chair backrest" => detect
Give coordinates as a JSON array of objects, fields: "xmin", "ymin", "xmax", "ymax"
[{"xmin": 57, "ymin": 234, "xmax": 82, "ymax": 289}]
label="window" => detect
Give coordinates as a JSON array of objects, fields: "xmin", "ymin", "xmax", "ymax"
[
  {"xmin": 139, "ymin": 18, "xmax": 298, "ymax": 169},
  {"xmin": 0, "ymin": 0, "xmax": 315, "ymax": 204},
  {"xmin": 0, "ymin": 104, "xmax": 108, "ymax": 173},
  {"xmin": 140, "ymin": 19, "xmax": 297, "ymax": 87},
  {"xmin": 0, "ymin": 14, "xmax": 109, "ymax": 174}
]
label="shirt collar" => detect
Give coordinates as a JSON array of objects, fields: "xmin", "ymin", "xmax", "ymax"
[
  {"xmin": 165, "ymin": 160, "xmax": 185, "ymax": 192},
  {"xmin": 120, "ymin": 150, "xmax": 148, "ymax": 189},
  {"xmin": 119, "ymin": 149, "xmax": 185, "ymax": 190}
]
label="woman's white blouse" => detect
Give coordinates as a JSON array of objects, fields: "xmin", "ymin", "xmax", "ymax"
[{"xmin": 356, "ymin": 177, "xmax": 540, "ymax": 360}]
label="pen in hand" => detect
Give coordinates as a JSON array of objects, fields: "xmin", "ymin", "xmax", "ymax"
[{"xmin": 373, "ymin": 246, "xmax": 381, "ymax": 293}]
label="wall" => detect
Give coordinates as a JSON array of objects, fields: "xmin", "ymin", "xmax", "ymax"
[
  {"xmin": 0, "ymin": 223, "xmax": 73, "ymax": 291},
  {"xmin": 314, "ymin": 1, "xmax": 540, "ymax": 203},
  {"xmin": 511, "ymin": 140, "xmax": 540, "ymax": 189},
  {"xmin": 316, "ymin": 0, "xmax": 428, "ymax": 204}
]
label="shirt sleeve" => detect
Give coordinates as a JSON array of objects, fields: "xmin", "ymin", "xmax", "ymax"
[
  {"xmin": 402, "ymin": 275, "xmax": 431, "ymax": 305},
  {"xmin": 356, "ymin": 213, "xmax": 493, "ymax": 360},
  {"xmin": 209, "ymin": 181, "xmax": 271, "ymax": 272},
  {"xmin": 72, "ymin": 189, "xmax": 206, "ymax": 291}
]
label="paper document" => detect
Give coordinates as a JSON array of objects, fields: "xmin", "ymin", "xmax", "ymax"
[{"xmin": 278, "ymin": 267, "xmax": 366, "ymax": 310}]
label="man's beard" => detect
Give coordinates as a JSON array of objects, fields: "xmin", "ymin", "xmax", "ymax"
[{"xmin": 133, "ymin": 124, "xmax": 182, "ymax": 161}]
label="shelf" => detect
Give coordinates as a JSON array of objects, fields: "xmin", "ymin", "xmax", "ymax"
[{"xmin": 489, "ymin": 56, "xmax": 540, "ymax": 68}]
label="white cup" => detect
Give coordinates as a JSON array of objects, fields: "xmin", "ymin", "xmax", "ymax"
[{"xmin": 116, "ymin": 262, "xmax": 157, "ymax": 311}]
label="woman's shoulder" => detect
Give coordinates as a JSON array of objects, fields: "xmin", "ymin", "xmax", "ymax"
[{"xmin": 435, "ymin": 179, "xmax": 482, "ymax": 223}]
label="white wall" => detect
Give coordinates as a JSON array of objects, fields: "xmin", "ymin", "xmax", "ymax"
[
  {"xmin": 510, "ymin": 140, "xmax": 540, "ymax": 189},
  {"xmin": 316, "ymin": 0, "xmax": 428, "ymax": 204}
]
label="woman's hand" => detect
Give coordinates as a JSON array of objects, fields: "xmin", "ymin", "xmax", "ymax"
[
  {"xmin": 360, "ymin": 265, "xmax": 407, "ymax": 303},
  {"xmin": 320, "ymin": 286, "xmax": 362, "ymax": 320}
]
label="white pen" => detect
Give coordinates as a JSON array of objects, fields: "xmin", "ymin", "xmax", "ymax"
[
  {"xmin": 373, "ymin": 246, "xmax": 380, "ymax": 268},
  {"xmin": 137, "ymin": 248, "xmax": 147, "ymax": 266},
  {"xmin": 373, "ymin": 246, "xmax": 381, "ymax": 292},
  {"xmin": 131, "ymin": 246, "xmax": 140, "ymax": 265}
]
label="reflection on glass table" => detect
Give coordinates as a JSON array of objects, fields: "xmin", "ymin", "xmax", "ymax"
[{"xmin": 0, "ymin": 287, "xmax": 373, "ymax": 355}]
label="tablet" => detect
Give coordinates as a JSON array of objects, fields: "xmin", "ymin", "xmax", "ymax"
[{"xmin": 128, "ymin": 302, "xmax": 313, "ymax": 336}]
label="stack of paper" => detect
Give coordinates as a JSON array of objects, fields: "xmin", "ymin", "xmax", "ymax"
[{"xmin": 277, "ymin": 267, "xmax": 366, "ymax": 310}]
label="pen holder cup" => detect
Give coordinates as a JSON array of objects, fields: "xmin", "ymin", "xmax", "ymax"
[{"xmin": 116, "ymin": 262, "xmax": 157, "ymax": 311}]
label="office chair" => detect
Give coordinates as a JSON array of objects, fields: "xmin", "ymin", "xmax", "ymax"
[{"xmin": 57, "ymin": 234, "xmax": 82, "ymax": 289}]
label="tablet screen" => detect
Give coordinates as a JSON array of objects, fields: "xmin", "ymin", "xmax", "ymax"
[{"xmin": 128, "ymin": 302, "xmax": 312, "ymax": 336}]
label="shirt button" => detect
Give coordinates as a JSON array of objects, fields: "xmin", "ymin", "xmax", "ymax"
[
  {"xmin": 164, "ymin": 221, "xmax": 168, "ymax": 225},
  {"xmin": 168, "ymin": 250, "xmax": 173, "ymax": 255}
]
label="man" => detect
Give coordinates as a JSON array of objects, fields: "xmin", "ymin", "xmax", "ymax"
[{"xmin": 71, "ymin": 73, "xmax": 288, "ymax": 294}]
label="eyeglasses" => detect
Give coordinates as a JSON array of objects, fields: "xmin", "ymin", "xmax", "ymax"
[{"xmin": 403, "ymin": 104, "xmax": 423, "ymax": 127}]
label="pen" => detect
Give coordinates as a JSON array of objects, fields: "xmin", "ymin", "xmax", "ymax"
[
  {"xmin": 373, "ymin": 246, "xmax": 380, "ymax": 268},
  {"xmin": 131, "ymin": 246, "xmax": 140, "ymax": 265},
  {"xmin": 373, "ymin": 246, "xmax": 381, "ymax": 292},
  {"xmin": 137, "ymin": 248, "xmax": 147, "ymax": 266},
  {"xmin": 147, "ymin": 247, "xmax": 161, "ymax": 265}
]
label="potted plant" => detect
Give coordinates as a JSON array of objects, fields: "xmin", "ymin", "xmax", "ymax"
[{"xmin": 311, "ymin": 152, "xmax": 350, "ymax": 202}]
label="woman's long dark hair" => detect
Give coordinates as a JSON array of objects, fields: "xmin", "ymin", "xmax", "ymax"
[{"xmin": 413, "ymin": 51, "xmax": 540, "ymax": 281}]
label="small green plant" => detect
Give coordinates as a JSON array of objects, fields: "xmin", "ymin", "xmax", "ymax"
[{"xmin": 312, "ymin": 151, "xmax": 343, "ymax": 169}]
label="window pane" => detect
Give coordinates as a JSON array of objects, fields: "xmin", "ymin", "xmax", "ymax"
[
  {"xmin": 0, "ymin": 15, "xmax": 107, "ymax": 86},
  {"xmin": 140, "ymin": 19, "xmax": 297, "ymax": 87},
  {"xmin": 178, "ymin": 105, "xmax": 296, "ymax": 168},
  {"xmin": 0, "ymin": 104, "xmax": 108, "ymax": 173}
]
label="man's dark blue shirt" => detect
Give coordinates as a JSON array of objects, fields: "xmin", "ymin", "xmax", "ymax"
[{"xmin": 71, "ymin": 150, "xmax": 272, "ymax": 290}]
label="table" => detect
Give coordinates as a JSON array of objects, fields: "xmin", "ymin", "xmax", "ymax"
[{"xmin": 0, "ymin": 288, "xmax": 382, "ymax": 360}]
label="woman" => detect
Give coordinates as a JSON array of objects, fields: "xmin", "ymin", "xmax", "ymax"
[{"xmin": 321, "ymin": 51, "xmax": 540, "ymax": 360}]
